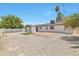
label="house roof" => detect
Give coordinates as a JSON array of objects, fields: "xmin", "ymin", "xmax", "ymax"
[{"xmin": 33, "ymin": 22, "xmax": 63, "ymax": 27}]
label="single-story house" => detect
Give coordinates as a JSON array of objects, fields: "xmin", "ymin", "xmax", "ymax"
[{"xmin": 25, "ymin": 21, "xmax": 72, "ymax": 33}]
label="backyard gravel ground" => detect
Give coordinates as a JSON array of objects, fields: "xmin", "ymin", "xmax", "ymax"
[{"xmin": 0, "ymin": 32, "xmax": 79, "ymax": 56}]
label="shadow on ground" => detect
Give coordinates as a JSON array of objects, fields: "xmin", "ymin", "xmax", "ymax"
[{"xmin": 61, "ymin": 36, "xmax": 79, "ymax": 49}]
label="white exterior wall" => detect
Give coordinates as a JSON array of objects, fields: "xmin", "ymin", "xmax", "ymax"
[
  {"xmin": 36, "ymin": 25, "xmax": 72, "ymax": 33},
  {"xmin": 0, "ymin": 28, "xmax": 25, "ymax": 33},
  {"xmin": 25, "ymin": 24, "xmax": 72, "ymax": 33},
  {"xmin": 31, "ymin": 26, "xmax": 36, "ymax": 32},
  {"xmin": 54, "ymin": 25, "xmax": 72, "ymax": 33},
  {"xmin": 54, "ymin": 25, "xmax": 64, "ymax": 32},
  {"xmin": 37, "ymin": 26, "xmax": 55, "ymax": 32},
  {"xmin": 25, "ymin": 26, "xmax": 36, "ymax": 32},
  {"xmin": 25, "ymin": 27, "xmax": 32, "ymax": 32}
]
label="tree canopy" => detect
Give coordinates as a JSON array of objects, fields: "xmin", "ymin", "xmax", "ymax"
[
  {"xmin": 55, "ymin": 5, "xmax": 60, "ymax": 12},
  {"xmin": 64, "ymin": 13, "xmax": 79, "ymax": 29},
  {"xmin": 55, "ymin": 6, "xmax": 64, "ymax": 22},
  {"xmin": 0, "ymin": 15, "xmax": 24, "ymax": 28}
]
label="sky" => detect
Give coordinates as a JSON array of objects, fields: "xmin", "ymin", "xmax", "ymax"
[{"xmin": 0, "ymin": 3, "xmax": 79, "ymax": 25}]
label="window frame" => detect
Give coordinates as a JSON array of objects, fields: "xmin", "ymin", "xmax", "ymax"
[{"xmin": 50, "ymin": 26, "xmax": 54, "ymax": 29}]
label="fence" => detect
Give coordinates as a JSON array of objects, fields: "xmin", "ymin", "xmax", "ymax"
[{"xmin": 0, "ymin": 28, "xmax": 25, "ymax": 33}]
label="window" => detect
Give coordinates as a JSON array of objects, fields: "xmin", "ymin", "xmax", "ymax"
[{"xmin": 50, "ymin": 26, "xmax": 54, "ymax": 29}]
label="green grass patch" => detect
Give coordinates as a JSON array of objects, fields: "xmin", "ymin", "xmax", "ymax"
[{"xmin": 21, "ymin": 32, "xmax": 33, "ymax": 35}]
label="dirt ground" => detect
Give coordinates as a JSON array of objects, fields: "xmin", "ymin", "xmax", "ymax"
[{"xmin": 0, "ymin": 32, "xmax": 79, "ymax": 56}]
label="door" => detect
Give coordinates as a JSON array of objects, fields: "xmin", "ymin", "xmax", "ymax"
[{"xmin": 36, "ymin": 27, "xmax": 38, "ymax": 32}]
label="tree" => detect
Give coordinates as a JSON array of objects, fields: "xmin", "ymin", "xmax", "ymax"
[
  {"xmin": 72, "ymin": 13, "xmax": 79, "ymax": 28},
  {"xmin": 63, "ymin": 13, "xmax": 79, "ymax": 33},
  {"xmin": 50, "ymin": 20, "xmax": 55, "ymax": 24},
  {"xmin": 64, "ymin": 16, "xmax": 77, "ymax": 29},
  {"xmin": 1, "ymin": 15, "xmax": 24, "ymax": 28},
  {"xmin": 55, "ymin": 6, "xmax": 59, "ymax": 13},
  {"xmin": 55, "ymin": 6, "xmax": 63, "ymax": 22},
  {"xmin": 0, "ymin": 18, "xmax": 3, "ymax": 28}
]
